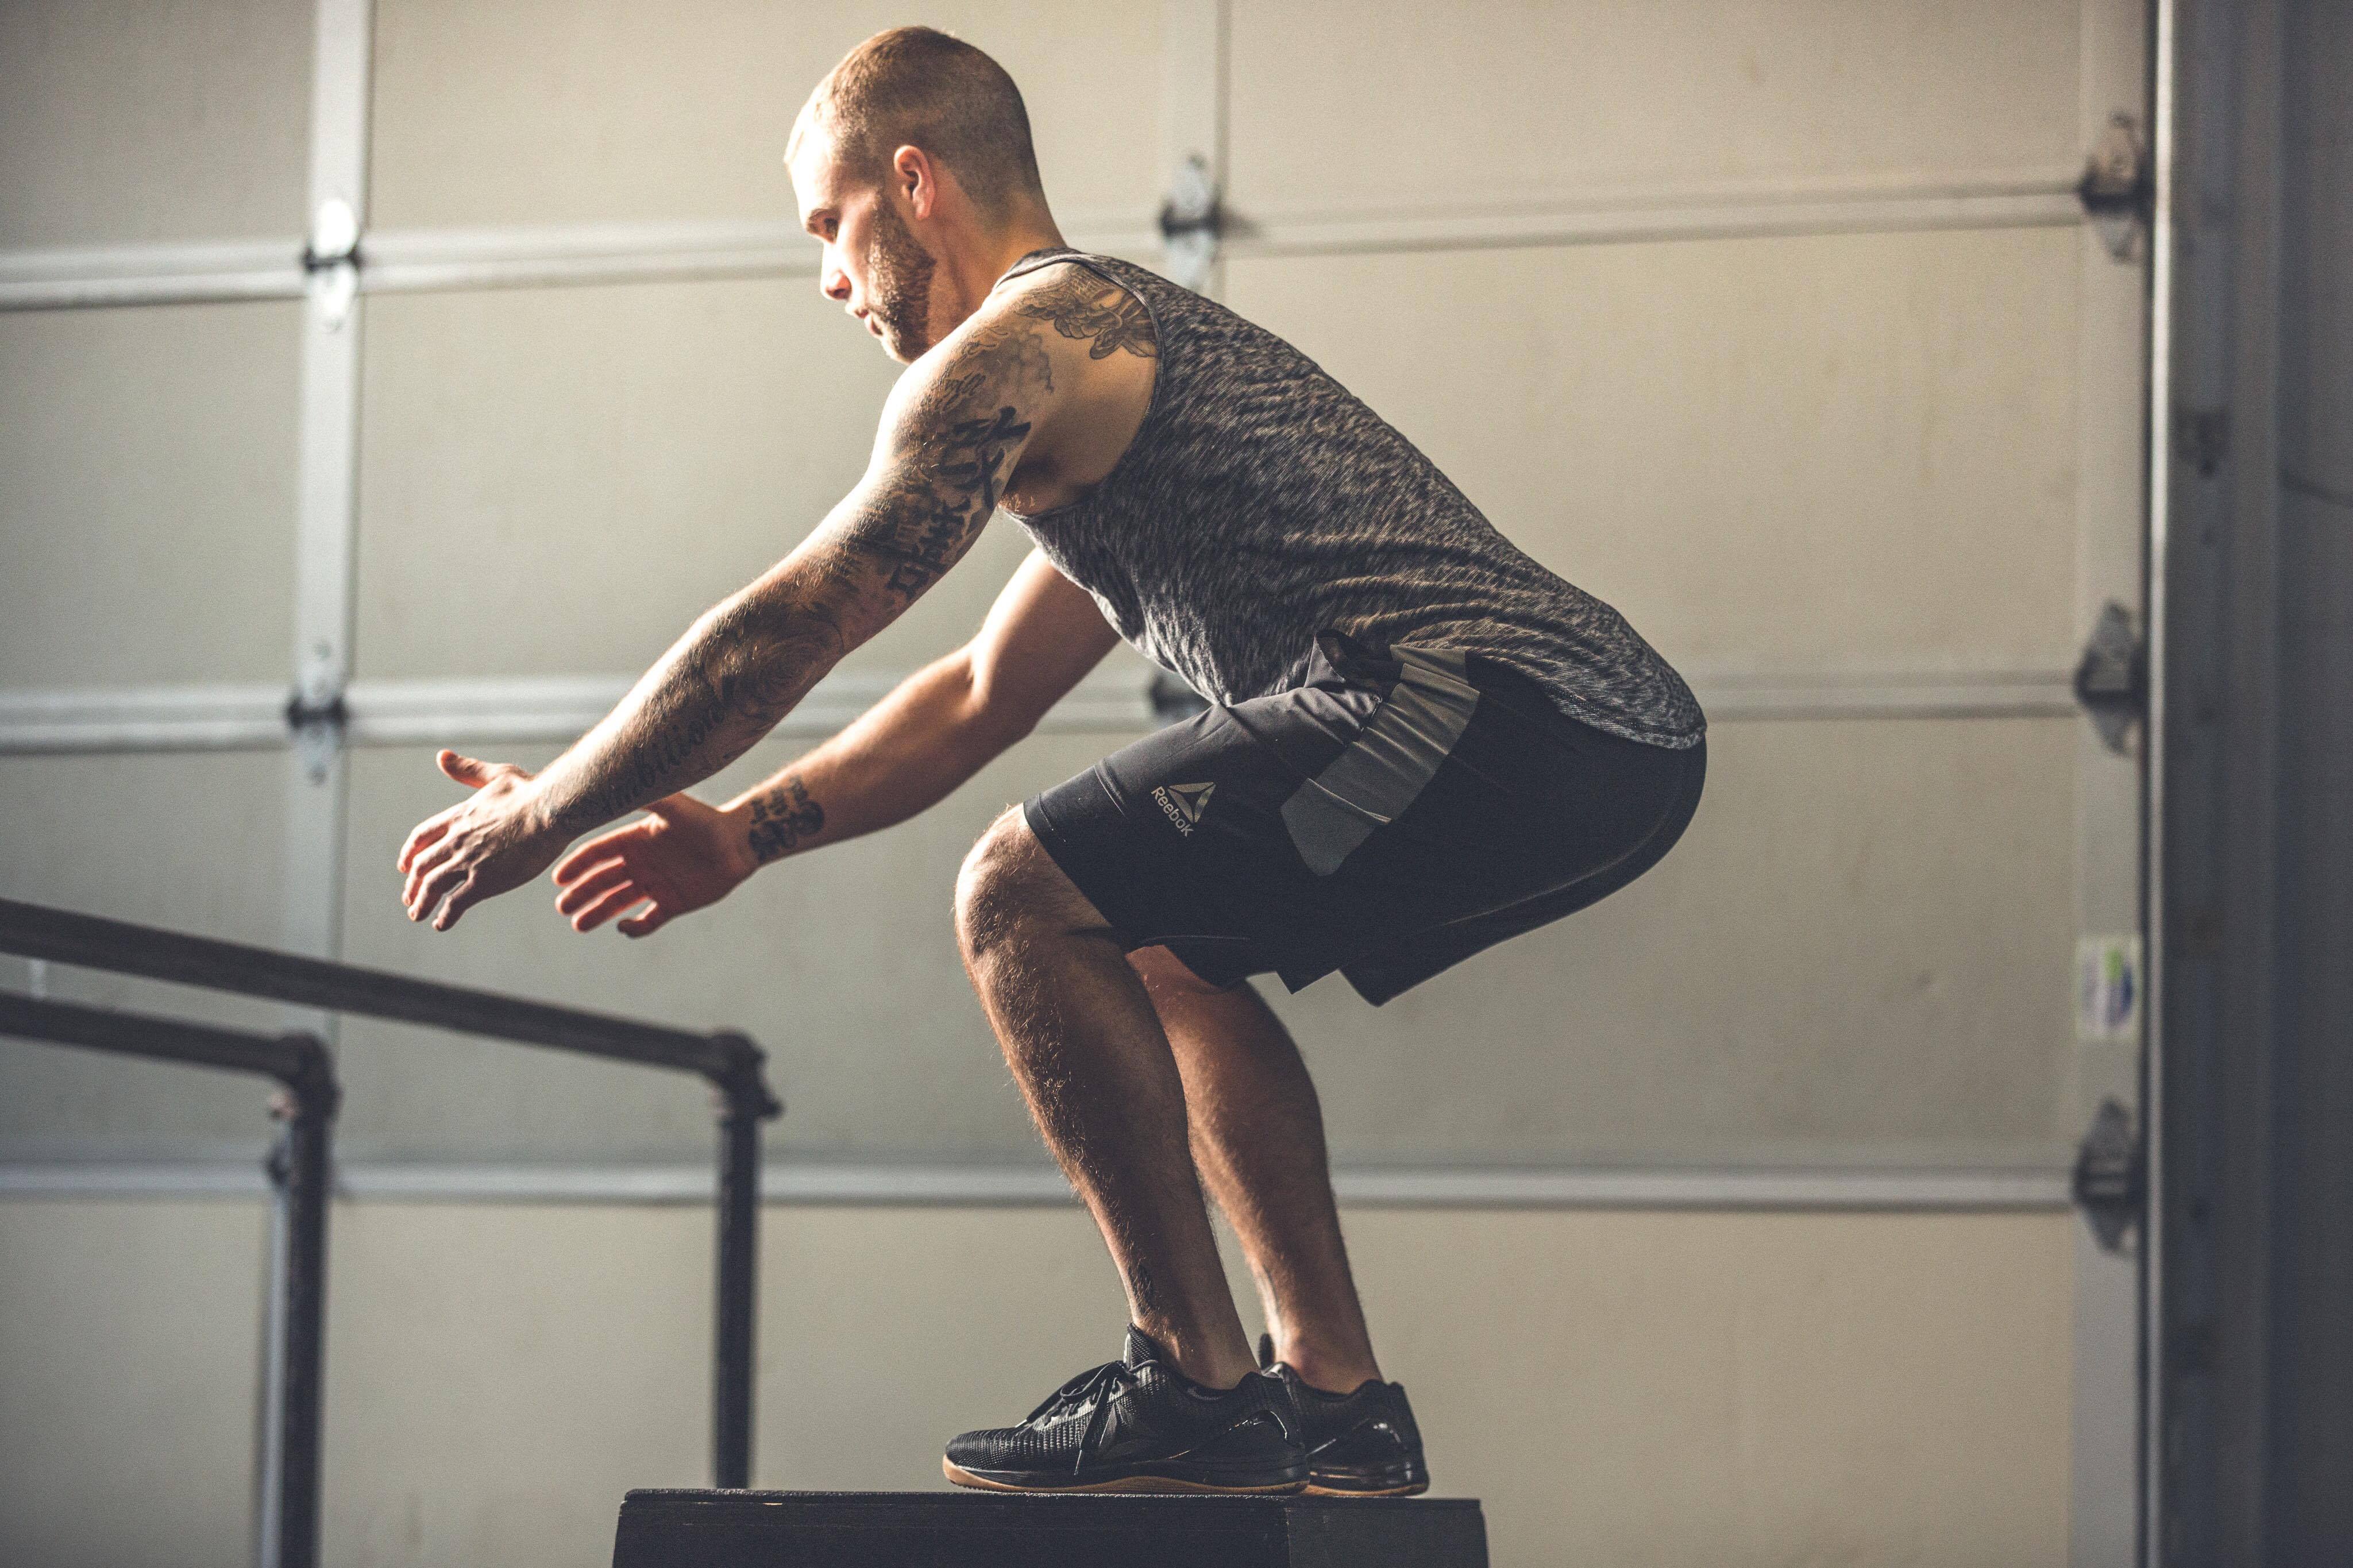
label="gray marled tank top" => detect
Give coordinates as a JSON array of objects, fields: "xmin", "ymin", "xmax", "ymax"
[{"xmin": 994, "ymin": 249, "xmax": 1705, "ymax": 749}]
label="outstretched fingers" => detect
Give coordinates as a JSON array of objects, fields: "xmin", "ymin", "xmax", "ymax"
[
  {"xmin": 408, "ymin": 856, "xmax": 472, "ymax": 928},
  {"xmin": 553, "ymin": 823, "xmax": 646, "ymax": 886},
  {"xmin": 617, "ymin": 905, "xmax": 673, "ymax": 940},
  {"xmin": 567, "ymin": 880, "xmax": 650, "ymax": 933},
  {"xmin": 550, "ymin": 865, "xmax": 626, "ymax": 912},
  {"xmin": 401, "ymin": 831, "xmax": 472, "ymax": 916},
  {"xmin": 398, "ymin": 809, "xmax": 457, "ymax": 875},
  {"xmin": 555, "ymin": 860, "xmax": 634, "ymax": 921},
  {"xmin": 432, "ymin": 872, "xmax": 489, "ymax": 932}
]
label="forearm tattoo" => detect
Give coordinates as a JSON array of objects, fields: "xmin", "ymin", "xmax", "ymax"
[
  {"xmin": 553, "ymin": 593, "xmax": 844, "ymax": 834},
  {"xmin": 746, "ymin": 777, "xmax": 824, "ymax": 863}
]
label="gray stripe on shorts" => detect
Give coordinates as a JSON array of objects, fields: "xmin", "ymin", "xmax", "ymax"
[{"xmin": 1279, "ymin": 644, "xmax": 1480, "ymax": 875}]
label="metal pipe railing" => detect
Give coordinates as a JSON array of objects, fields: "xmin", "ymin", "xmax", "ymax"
[
  {"xmin": 0, "ymin": 898, "xmax": 767, "ymax": 1087},
  {"xmin": 0, "ymin": 991, "xmax": 337, "ymax": 1568},
  {"xmin": 0, "ymin": 896, "xmax": 783, "ymax": 1492}
]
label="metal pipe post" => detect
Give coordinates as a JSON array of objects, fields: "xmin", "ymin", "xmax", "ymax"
[
  {"xmin": 712, "ymin": 1096, "xmax": 762, "ymax": 1489},
  {"xmin": 705, "ymin": 1030, "xmax": 780, "ymax": 1489},
  {"xmin": 0, "ymin": 996, "xmax": 338, "ymax": 1568},
  {"xmin": 260, "ymin": 1042, "xmax": 337, "ymax": 1568}
]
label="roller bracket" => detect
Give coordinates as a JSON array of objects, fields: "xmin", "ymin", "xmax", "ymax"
[
  {"xmin": 2072, "ymin": 1096, "xmax": 2145, "ymax": 1254},
  {"xmin": 2073, "ymin": 600, "xmax": 2146, "ymax": 755},
  {"xmin": 284, "ymin": 690, "xmax": 349, "ymax": 783},
  {"xmin": 302, "ymin": 196, "xmax": 362, "ymax": 329},
  {"xmin": 1158, "ymin": 154, "xmax": 1223, "ymax": 294},
  {"xmin": 2077, "ymin": 113, "xmax": 2152, "ymax": 262}
]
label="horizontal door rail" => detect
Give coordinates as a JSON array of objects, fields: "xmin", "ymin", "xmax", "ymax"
[
  {"xmin": 0, "ymin": 897, "xmax": 776, "ymax": 1111},
  {"xmin": 0, "ymin": 168, "xmax": 2087, "ymax": 312},
  {"xmin": 0, "ymin": 990, "xmax": 335, "ymax": 1568},
  {"xmin": 0, "ymin": 664, "xmax": 2081, "ymax": 756}
]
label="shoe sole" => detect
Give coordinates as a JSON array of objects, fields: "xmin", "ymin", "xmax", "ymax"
[
  {"xmin": 1302, "ymin": 1478, "xmax": 1430, "ymax": 1497},
  {"xmin": 944, "ymin": 1458, "xmax": 1309, "ymax": 1495}
]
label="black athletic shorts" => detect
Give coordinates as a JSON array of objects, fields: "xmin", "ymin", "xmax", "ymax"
[{"xmin": 1021, "ymin": 629, "xmax": 1706, "ymax": 1006}]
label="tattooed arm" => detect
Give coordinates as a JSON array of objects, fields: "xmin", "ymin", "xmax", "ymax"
[
  {"xmin": 396, "ymin": 305, "xmax": 1060, "ymax": 932},
  {"xmin": 688, "ymin": 268, "xmax": 1158, "ymax": 883},
  {"xmin": 724, "ymin": 547, "xmax": 1115, "ymax": 868},
  {"xmin": 545, "ymin": 550, "xmax": 1120, "ymax": 936}
]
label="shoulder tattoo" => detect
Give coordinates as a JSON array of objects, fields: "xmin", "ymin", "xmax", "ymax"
[{"xmin": 1016, "ymin": 269, "xmax": 1158, "ymax": 361}]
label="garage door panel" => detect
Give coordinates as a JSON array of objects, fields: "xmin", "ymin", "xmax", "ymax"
[
  {"xmin": 0, "ymin": 752, "xmax": 299, "ymax": 1159},
  {"xmin": 337, "ymin": 730, "xmax": 1121, "ymax": 1163},
  {"xmin": 1224, "ymin": 227, "xmax": 2079, "ymax": 671},
  {"xmin": 0, "ymin": 303, "xmax": 299, "ymax": 688},
  {"xmin": 1274, "ymin": 715, "xmax": 2079, "ymax": 1167},
  {"xmin": 1230, "ymin": 0, "xmax": 2078, "ymax": 212},
  {"xmin": 356, "ymin": 278, "xmax": 1031, "ymax": 682},
  {"xmin": 0, "ymin": 0, "xmax": 312, "ymax": 249},
  {"xmin": 0, "ymin": 1203, "xmax": 268, "ymax": 1568},
  {"xmin": 369, "ymin": 0, "xmax": 1160, "ymax": 231}
]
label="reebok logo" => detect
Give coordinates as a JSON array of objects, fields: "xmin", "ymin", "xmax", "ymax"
[{"xmin": 1152, "ymin": 782, "xmax": 1216, "ymax": 836}]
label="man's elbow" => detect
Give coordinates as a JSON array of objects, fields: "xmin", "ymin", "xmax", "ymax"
[
  {"xmin": 955, "ymin": 681, "xmax": 1040, "ymax": 752},
  {"xmin": 958, "ymin": 653, "xmax": 1047, "ymax": 753}
]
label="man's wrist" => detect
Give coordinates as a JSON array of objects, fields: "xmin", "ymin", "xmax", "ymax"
[
  {"xmin": 717, "ymin": 801, "xmax": 765, "ymax": 885},
  {"xmin": 739, "ymin": 775, "xmax": 828, "ymax": 867},
  {"xmin": 520, "ymin": 774, "xmax": 577, "ymax": 842}
]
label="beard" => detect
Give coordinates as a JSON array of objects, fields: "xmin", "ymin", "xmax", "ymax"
[{"xmin": 865, "ymin": 201, "xmax": 938, "ymax": 361}]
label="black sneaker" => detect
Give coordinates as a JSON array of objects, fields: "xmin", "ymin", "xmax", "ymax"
[
  {"xmin": 943, "ymin": 1327, "xmax": 1309, "ymax": 1494},
  {"xmin": 1257, "ymin": 1335, "xmax": 1430, "ymax": 1497}
]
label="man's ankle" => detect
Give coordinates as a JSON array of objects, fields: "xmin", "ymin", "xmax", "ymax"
[
  {"xmin": 1274, "ymin": 1338, "xmax": 1383, "ymax": 1393},
  {"xmin": 1140, "ymin": 1322, "xmax": 1259, "ymax": 1390}
]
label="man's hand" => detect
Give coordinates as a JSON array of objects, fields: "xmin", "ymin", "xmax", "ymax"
[
  {"xmin": 397, "ymin": 751, "xmax": 570, "ymax": 932},
  {"xmin": 549, "ymin": 793, "xmax": 755, "ymax": 939}
]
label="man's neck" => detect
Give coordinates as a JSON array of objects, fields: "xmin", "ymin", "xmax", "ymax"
[{"xmin": 945, "ymin": 217, "xmax": 1069, "ymax": 316}]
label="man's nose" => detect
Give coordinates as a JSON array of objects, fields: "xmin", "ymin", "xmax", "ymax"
[{"xmin": 821, "ymin": 260, "xmax": 851, "ymax": 303}]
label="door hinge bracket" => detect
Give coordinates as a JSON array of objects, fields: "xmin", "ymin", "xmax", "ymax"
[
  {"xmin": 2077, "ymin": 113, "xmax": 2153, "ymax": 262},
  {"xmin": 284, "ymin": 689, "xmax": 349, "ymax": 784},
  {"xmin": 2073, "ymin": 1096, "xmax": 2145, "ymax": 1253},
  {"xmin": 302, "ymin": 196, "xmax": 363, "ymax": 330},
  {"xmin": 2073, "ymin": 601, "xmax": 2146, "ymax": 755},
  {"xmin": 1158, "ymin": 153, "xmax": 1224, "ymax": 295}
]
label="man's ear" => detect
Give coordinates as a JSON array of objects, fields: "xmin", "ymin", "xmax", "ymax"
[{"xmin": 892, "ymin": 144, "xmax": 937, "ymax": 220}]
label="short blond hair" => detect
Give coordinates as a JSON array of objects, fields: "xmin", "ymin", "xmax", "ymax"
[{"xmin": 793, "ymin": 27, "xmax": 1046, "ymax": 218}]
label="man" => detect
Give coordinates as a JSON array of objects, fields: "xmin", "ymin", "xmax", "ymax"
[{"xmin": 397, "ymin": 26, "xmax": 1705, "ymax": 1496}]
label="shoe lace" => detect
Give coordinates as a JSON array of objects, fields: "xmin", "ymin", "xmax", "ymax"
[{"xmin": 1022, "ymin": 1359, "xmax": 1139, "ymax": 1427}]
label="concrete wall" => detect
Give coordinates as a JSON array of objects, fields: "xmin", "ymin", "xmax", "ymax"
[{"xmin": 0, "ymin": 1196, "xmax": 2073, "ymax": 1568}]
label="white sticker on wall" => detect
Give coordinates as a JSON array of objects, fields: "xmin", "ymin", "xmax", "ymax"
[{"xmin": 2077, "ymin": 934, "xmax": 2144, "ymax": 1042}]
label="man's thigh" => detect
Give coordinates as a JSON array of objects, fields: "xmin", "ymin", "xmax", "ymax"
[{"xmin": 1019, "ymin": 641, "xmax": 1702, "ymax": 1002}]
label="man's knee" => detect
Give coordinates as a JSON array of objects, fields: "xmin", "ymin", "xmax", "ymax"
[
  {"xmin": 954, "ymin": 808, "xmax": 1025, "ymax": 960},
  {"xmin": 955, "ymin": 806, "xmax": 1097, "ymax": 965}
]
